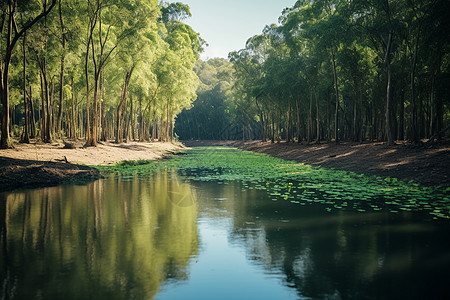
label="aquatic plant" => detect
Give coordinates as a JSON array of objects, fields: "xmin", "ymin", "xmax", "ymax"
[{"xmin": 97, "ymin": 147, "xmax": 450, "ymax": 219}]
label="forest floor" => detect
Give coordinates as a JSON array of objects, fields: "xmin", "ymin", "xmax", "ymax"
[
  {"xmin": 0, "ymin": 139, "xmax": 186, "ymax": 192},
  {"xmin": 183, "ymin": 140, "xmax": 450, "ymax": 188}
]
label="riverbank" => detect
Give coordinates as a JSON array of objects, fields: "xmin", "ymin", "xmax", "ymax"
[
  {"xmin": 2, "ymin": 139, "xmax": 448, "ymax": 192},
  {"xmin": 0, "ymin": 139, "xmax": 186, "ymax": 192},
  {"xmin": 183, "ymin": 140, "xmax": 450, "ymax": 188}
]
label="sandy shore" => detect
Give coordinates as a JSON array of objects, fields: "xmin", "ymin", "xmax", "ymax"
[
  {"xmin": 1, "ymin": 139, "xmax": 186, "ymax": 165},
  {"xmin": 0, "ymin": 139, "xmax": 186, "ymax": 192}
]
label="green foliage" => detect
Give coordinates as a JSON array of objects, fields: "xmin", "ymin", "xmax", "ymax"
[
  {"xmin": 2, "ymin": 0, "xmax": 203, "ymax": 143},
  {"xmin": 96, "ymin": 159, "xmax": 159, "ymax": 177},
  {"xmin": 215, "ymin": 0, "xmax": 450, "ymax": 142},
  {"xmin": 175, "ymin": 58, "xmax": 234, "ymax": 139}
]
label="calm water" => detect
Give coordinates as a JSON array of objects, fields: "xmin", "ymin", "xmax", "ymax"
[{"xmin": 1, "ymin": 171, "xmax": 450, "ymax": 299}]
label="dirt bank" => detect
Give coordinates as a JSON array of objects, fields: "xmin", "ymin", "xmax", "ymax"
[
  {"xmin": 2, "ymin": 139, "xmax": 448, "ymax": 192},
  {"xmin": 183, "ymin": 140, "xmax": 450, "ymax": 188},
  {"xmin": 0, "ymin": 140, "xmax": 186, "ymax": 192}
]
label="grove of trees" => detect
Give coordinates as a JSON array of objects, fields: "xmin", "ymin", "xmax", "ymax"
[
  {"xmin": 2, "ymin": 0, "xmax": 449, "ymax": 148},
  {"xmin": 0, "ymin": 0, "xmax": 203, "ymax": 149},
  {"xmin": 177, "ymin": 0, "xmax": 449, "ymax": 144}
]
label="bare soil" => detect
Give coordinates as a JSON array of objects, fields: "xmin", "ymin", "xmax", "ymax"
[
  {"xmin": 183, "ymin": 140, "xmax": 450, "ymax": 188},
  {"xmin": 1, "ymin": 139, "xmax": 448, "ymax": 192},
  {"xmin": 0, "ymin": 139, "xmax": 186, "ymax": 192}
]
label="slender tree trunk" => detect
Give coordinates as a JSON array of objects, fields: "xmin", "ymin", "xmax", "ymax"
[
  {"xmin": 130, "ymin": 94, "xmax": 134, "ymax": 141},
  {"xmin": 56, "ymin": 57, "xmax": 64, "ymax": 138},
  {"xmin": 430, "ymin": 49, "xmax": 443, "ymax": 141},
  {"xmin": 151, "ymin": 112, "xmax": 157, "ymax": 141},
  {"xmin": 399, "ymin": 90, "xmax": 404, "ymax": 140},
  {"xmin": 40, "ymin": 65, "xmax": 52, "ymax": 143},
  {"xmin": 85, "ymin": 37, "xmax": 90, "ymax": 142},
  {"xmin": 50, "ymin": 77, "xmax": 55, "ymax": 138},
  {"xmin": 115, "ymin": 67, "xmax": 133, "ymax": 143},
  {"xmin": 86, "ymin": 75, "xmax": 99, "ymax": 146},
  {"xmin": 21, "ymin": 33, "xmax": 30, "ymax": 143},
  {"xmin": 255, "ymin": 98, "xmax": 265, "ymax": 142},
  {"xmin": 308, "ymin": 88, "xmax": 313, "ymax": 143},
  {"xmin": 70, "ymin": 76, "xmax": 75, "ymax": 139},
  {"xmin": 29, "ymin": 86, "xmax": 36, "ymax": 138},
  {"xmin": 385, "ymin": 32, "xmax": 394, "ymax": 145},
  {"xmin": 296, "ymin": 98, "xmax": 301, "ymax": 143},
  {"xmin": 409, "ymin": 35, "xmax": 419, "ymax": 143},
  {"xmin": 270, "ymin": 106, "xmax": 275, "ymax": 143},
  {"xmin": 0, "ymin": 9, "xmax": 13, "ymax": 148},
  {"xmin": 331, "ymin": 49, "xmax": 339, "ymax": 144},
  {"xmin": 56, "ymin": 2, "xmax": 65, "ymax": 138},
  {"xmin": 139, "ymin": 97, "xmax": 143, "ymax": 141},
  {"xmin": 39, "ymin": 71, "xmax": 45, "ymax": 140},
  {"xmin": 100, "ymin": 70, "xmax": 107, "ymax": 141},
  {"xmin": 314, "ymin": 88, "xmax": 320, "ymax": 142},
  {"xmin": 353, "ymin": 96, "xmax": 357, "ymax": 141},
  {"xmin": 286, "ymin": 104, "xmax": 291, "ymax": 142}
]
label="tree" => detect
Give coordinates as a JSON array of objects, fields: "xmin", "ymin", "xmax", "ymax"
[{"xmin": 1, "ymin": 0, "xmax": 57, "ymax": 148}]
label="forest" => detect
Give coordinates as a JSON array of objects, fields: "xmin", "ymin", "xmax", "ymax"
[
  {"xmin": 177, "ymin": 0, "xmax": 450, "ymax": 144},
  {"xmin": 1, "ymin": 0, "xmax": 449, "ymax": 149},
  {"xmin": 0, "ymin": 0, "xmax": 203, "ymax": 149}
]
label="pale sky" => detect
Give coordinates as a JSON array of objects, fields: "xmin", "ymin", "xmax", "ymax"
[{"xmin": 181, "ymin": 0, "xmax": 297, "ymax": 60}]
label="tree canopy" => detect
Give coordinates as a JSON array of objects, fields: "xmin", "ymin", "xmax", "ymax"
[
  {"xmin": 175, "ymin": 0, "xmax": 449, "ymax": 144},
  {"xmin": 0, "ymin": 0, "xmax": 203, "ymax": 148},
  {"xmin": 1, "ymin": 0, "xmax": 449, "ymax": 147}
]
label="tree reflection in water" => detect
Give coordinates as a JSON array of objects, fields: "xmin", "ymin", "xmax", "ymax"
[
  {"xmin": 223, "ymin": 185, "xmax": 450, "ymax": 300},
  {"xmin": 0, "ymin": 171, "xmax": 198, "ymax": 300},
  {"xmin": 2, "ymin": 174, "xmax": 450, "ymax": 299}
]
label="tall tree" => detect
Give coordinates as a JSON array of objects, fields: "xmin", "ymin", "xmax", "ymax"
[{"xmin": 1, "ymin": 0, "xmax": 57, "ymax": 148}]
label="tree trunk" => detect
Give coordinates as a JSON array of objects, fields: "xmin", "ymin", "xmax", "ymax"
[
  {"xmin": 409, "ymin": 35, "xmax": 419, "ymax": 143},
  {"xmin": 285, "ymin": 104, "xmax": 291, "ymax": 142},
  {"xmin": 296, "ymin": 98, "xmax": 301, "ymax": 143},
  {"xmin": 40, "ymin": 64, "xmax": 52, "ymax": 143},
  {"xmin": 29, "ymin": 86, "xmax": 36, "ymax": 138},
  {"xmin": 270, "ymin": 106, "xmax": 274, "ymax": 143},
  {"xmin": 331, "ymin": 49, "xmax": 339, "ymax": 144},
  {"xmin": 100, "ymin": 70, "xmax": 107, "ymax": 141},
  {"xmin": 39, "ymin": 71, "xmax": 45, "ymax": 140},
  {"xmin": 115, "ymin": 67, "xmax": 133, "ymax": 143},
  {"xmin": 86, "ymin": 75, "xmax": 99, "ymax": 146},
  {"xmin": 21, "ymin": 33, "xmax": 30, "ymax": 143},
  {"xmin": 385, "ymin": 32, "xmax": 394, "ymax": 145},
  {"xmin": 308, "ymin": 88, "xmax": 313, "ymax": 143},
  {"xmin": 315, "ymin": 88, "xmax": 320, "ymax": 142},
  {"xmin": 130, "ymin": 94, "xmax": 134, "ymax": 141},
  {"xmin": 85, "ymin": 19, "xmax": 93, "ymax": 143},
  {"xmin": 55, "ymin": 0, "xmax": 65, "ymax": 138},
  {"xmin": 399, "ymin": 90, "xmax": 405, "ymax": 140}
]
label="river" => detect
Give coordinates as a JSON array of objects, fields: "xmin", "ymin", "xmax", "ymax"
[{"xmin": 1, "ymin": 149, "xmax": 450, "ymax": 299}]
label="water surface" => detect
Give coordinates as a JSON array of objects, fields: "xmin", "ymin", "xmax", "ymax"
[{"xmin": 1, "ymin": 169, "xmax": 450, "ymax": 299}]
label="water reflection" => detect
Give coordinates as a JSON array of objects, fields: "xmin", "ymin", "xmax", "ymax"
[
  {"xmin": 187, "ymin": 181, "xmax": 450, "ymax": 300},
  {"xmin": 0, "ymin": 171, "xmax": 198, "ymax": 300},
  {"xmin": 2, "ymin": 175, "xmax": 450, "ymax": 299}
]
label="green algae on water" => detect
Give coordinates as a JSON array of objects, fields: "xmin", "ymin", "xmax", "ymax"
[{"xmin": 97, "ymin": 147, "xmax": 450, "ymax": 220}]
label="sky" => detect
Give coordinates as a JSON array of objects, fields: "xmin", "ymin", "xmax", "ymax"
[{"xmin": 181, "ymin": 0, "xmax": 297, "ymax": 60}]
